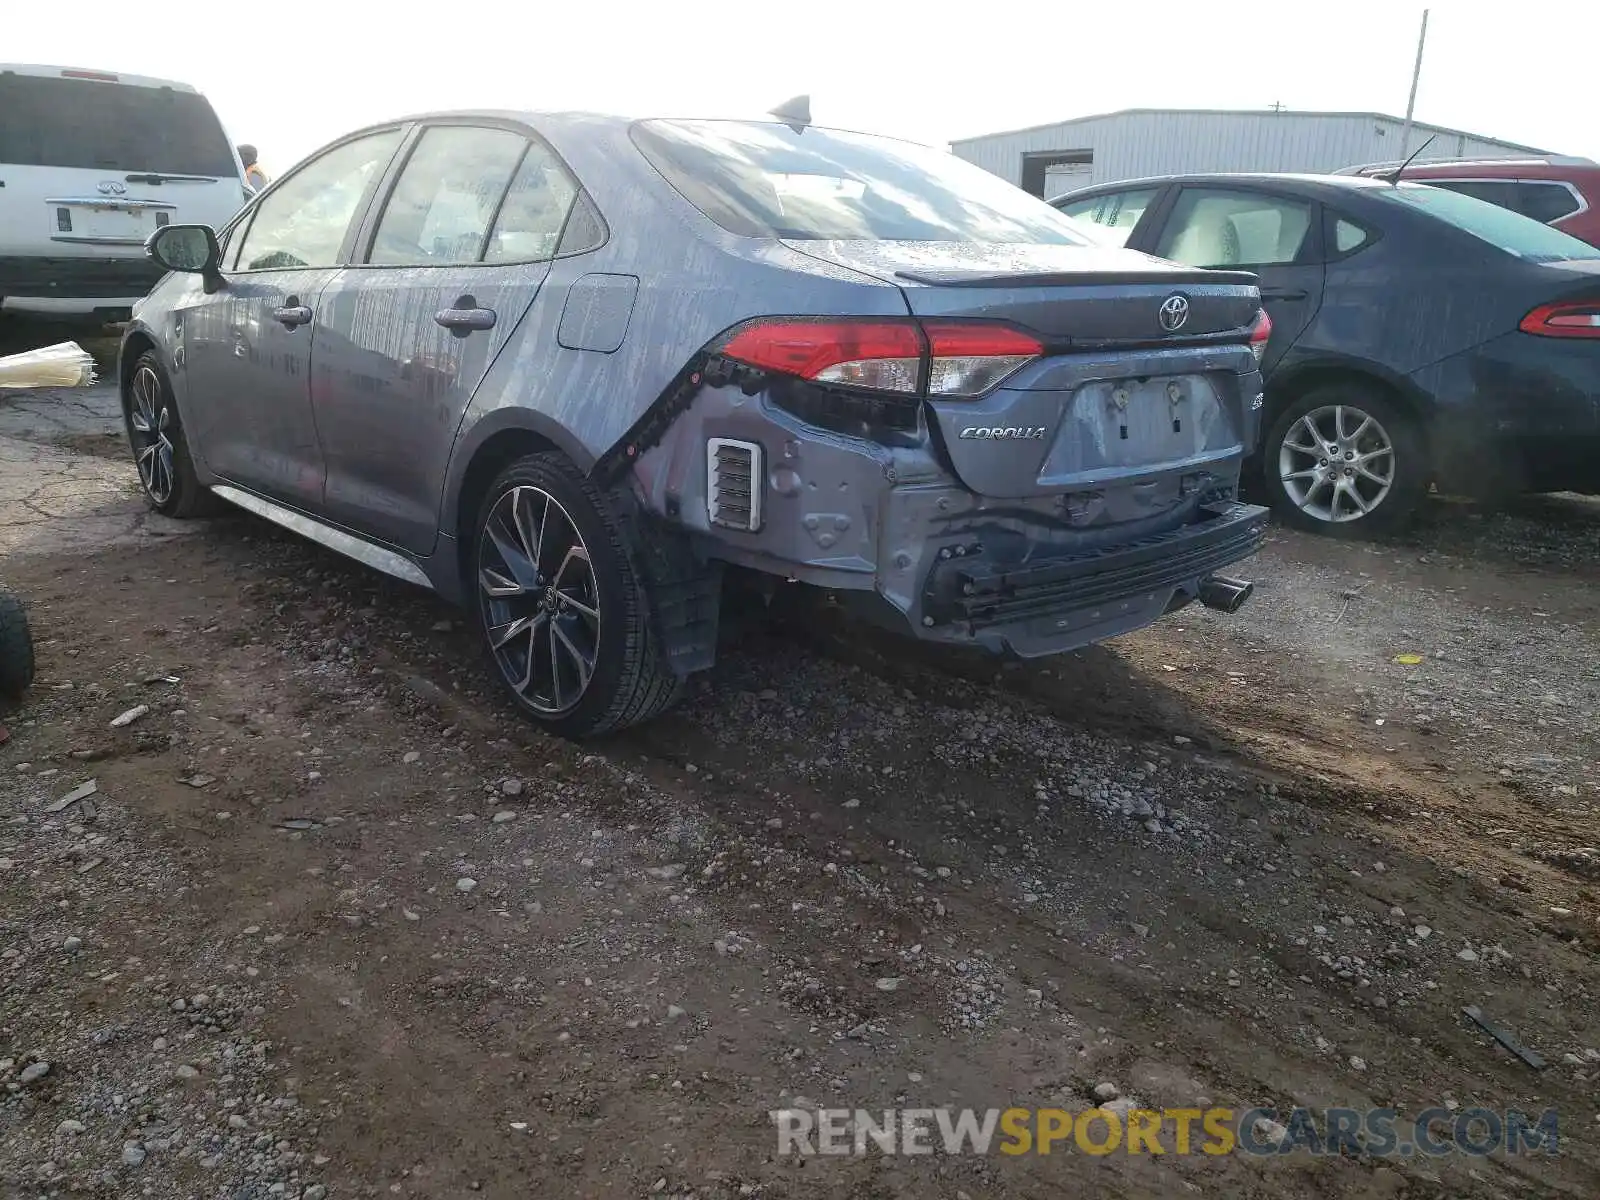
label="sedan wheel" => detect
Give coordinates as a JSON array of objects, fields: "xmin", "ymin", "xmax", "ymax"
[
  {"xmin": 129, "ymin": 364, "xmax": 177, "ymax": 505},
  {"xmin": 1262, "ymin": 385, "xmax": 1426, "ymax": 536},
  {"xmin": 478, "ymin": 485, "xmax": 601, "ymax": 717},
  {"xmin": 471, "ymin": 452, "xmax": 681, "ymax": 738},
  {"xmin": 1277, "ymin": 403, "xmax": 1394, "ymax": 523}
]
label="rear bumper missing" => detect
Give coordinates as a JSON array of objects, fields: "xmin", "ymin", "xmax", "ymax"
[{"xmin": 906, "ymin": 499, "xmax": 1268, "ymax": 656}]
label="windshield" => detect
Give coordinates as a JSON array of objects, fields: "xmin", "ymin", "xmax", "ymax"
[
  {"xmin": 0, "ymin": 74, "xmax": 236, "ymax": 176},
  {"xmin": 1376, "ymin": 183, "xmax": 1600, "ymax": 264},
  {"xmin": 632, "ymin": 119, "xmax": 1091, "ymax": 244}
]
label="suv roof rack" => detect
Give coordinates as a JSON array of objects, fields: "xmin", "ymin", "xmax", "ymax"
[{"xmin": 1334, "ymin": 153, "xmax": 1598, "ymax": 176}]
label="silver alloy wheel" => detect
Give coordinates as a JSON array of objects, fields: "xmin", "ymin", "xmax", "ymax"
[
  {"xmin": 129, "ymin": 365, "xmax": 176, "ymax": 505},
  {"xmin": 1278, "ymin": 403, "xmax": 1396, "ymax": 523},
  {"xmin": 477, "ymin": 485, "xmax": 601, "ymax": 716}
]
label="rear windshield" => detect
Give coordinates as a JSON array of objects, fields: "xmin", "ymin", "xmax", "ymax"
[
  {"xmin": 0, "ymin": 73, "xmax": 236, "ymax": 176},
  {"xmin": 1376, "ymin": 183, "xmax": 1600, "ymax": 264},
  {"xmin": 631, "ymin": 119, "xmax": 1091, "ymax": 244}
]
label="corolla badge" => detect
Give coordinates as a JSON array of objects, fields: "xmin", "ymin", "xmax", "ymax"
[
  {"xmin": 959, "ymin": 426, "xmax": 1048, "ymax": 440},
  {"xmin": 1159, "ymin": 293, "xmax": 1190, "ymax": 332},
  {"xmin": 97, "ymin": 181, "xmax": 128, "ymax": 196}
]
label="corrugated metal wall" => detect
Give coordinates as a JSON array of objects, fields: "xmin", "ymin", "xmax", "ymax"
[{"xmin": 951, "ymin": 111, "xmax": 1545, "ymax": 195}]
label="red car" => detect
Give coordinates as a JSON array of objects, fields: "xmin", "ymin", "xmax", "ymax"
[{"xmin": 1339, "ymin": 156, "xmax": 1600, "ymax": 247}]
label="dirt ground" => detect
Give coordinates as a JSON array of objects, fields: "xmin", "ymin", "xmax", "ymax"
[{"xmin": 1, "ymin": 373, "xmax": 1598, "ymax": 1199}]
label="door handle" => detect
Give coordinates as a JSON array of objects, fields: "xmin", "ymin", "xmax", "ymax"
[
  {"xmin": 273, "ymin": 298, "xmax": 313, "ymax": 328},
  {"xmin": 435, "ymin": 294, "xmax": 497, "ymax": 337},
  {"xmin": 1261, "ymin": 288, "xmax": 1308, "ymax": 301}
]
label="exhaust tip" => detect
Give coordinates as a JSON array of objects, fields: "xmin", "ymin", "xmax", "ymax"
[{"xmin": 1198, "ymin": 575, "xmax": 1254, "ymax": 614}]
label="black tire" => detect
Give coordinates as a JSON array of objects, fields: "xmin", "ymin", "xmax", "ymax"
[
  {"xmin": 0, "ymin": 590, "xmax": 35, "ymax": 699},
  {"xmin": 1260, "ymin": 384, "xmax": 1427, "ymax": 537},
  {"xmin": 124, "ymin": 351, "xmax": 225, "ymax": 518},
  {"xmin": 472, "ymin": 452, "xmax": 681, "ymax": 738}
]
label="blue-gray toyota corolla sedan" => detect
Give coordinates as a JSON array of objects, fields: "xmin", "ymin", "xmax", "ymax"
[{"xmin": 120, "ymin": 105, "xmax": 1271, "ymax": 737}]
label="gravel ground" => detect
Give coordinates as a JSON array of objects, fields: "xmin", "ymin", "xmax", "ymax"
[{"xmin": 2, "ymin": 384, "xmax": 1598, "ymax": 1199}]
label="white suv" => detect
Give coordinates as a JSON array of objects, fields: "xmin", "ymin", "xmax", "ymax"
[{"xmin": 0, "ymin": 64, "xmax": 252, "ymax": 322}]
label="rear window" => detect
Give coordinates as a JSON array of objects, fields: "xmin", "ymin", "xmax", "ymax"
[
  {"xmin": 631, "ymin": 119, "xmax": 1090, "ymax": 244},
  {"xmin": 1377, "ymin": 183, "xmax": 1600, "ymax": 264},
  {"xmin": 0, "ymin": 73, "xmax": 236, "ymax": 176}
]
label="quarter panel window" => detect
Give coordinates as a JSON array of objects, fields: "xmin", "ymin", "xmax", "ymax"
[
  {"xmin": 369, "ymin": 126, "xmax": 528, "ymax": 266},
  {"xmin": 233, "ymin": 129, "xmax": 402, "ymax": 271},
  {"xmin": 1156, "ymin": 189, "xmax": 1314, "ymax": 268},
  {"xmin": 1519, "ymin": 182, "xmax": 1582, "ymax": 224}
]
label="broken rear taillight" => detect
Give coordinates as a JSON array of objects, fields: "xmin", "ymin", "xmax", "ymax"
[{"xmin": 718, "ymin": 317, "xmax": 1042, "ymax": 398}]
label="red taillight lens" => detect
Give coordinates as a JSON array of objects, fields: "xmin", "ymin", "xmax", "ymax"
[
  {"xmin": 923, "ymin": 320, "xmax": 1044, "ymax": 397},
  {"xmin": 1249, "ymin": 307, "xmax": 1273, "ymax": 364},
  {"xmin": 718, "ymin": 317, "xmax": 1041, "ymax": 397},
  {"xmin": 1520, "ymin": 301, "xmax": 1600, "ymax": 338}
]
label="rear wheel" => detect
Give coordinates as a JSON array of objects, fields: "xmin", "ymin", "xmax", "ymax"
[
  {"xmin": 1262, "ymin": 385, "xmax": 1426, "ymax": 535},
  {"xmin": 472, "ymin": 453, "xmax": 680, "ymax": 738},
  {"xmin": 124, "ymin": 352, "xmax": 224, "ymax": 518}
]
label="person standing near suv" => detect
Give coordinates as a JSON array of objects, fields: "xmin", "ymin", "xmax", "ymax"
[{"xmin": 239, "ymin": 144, "xmax": 268, "ymax": 192}]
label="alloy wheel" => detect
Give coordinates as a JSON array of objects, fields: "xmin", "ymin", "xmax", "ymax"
[
  {"xmin": 129, "ymin": 365, "xmax": 177, "ymax": 505},
  {"xmin": 1278, "ymin": 403, "xmax": 1396, "ymax": 523},
  {"xmin": 477, "ymin": 485, "xmax": 601, "ymax": 716}
]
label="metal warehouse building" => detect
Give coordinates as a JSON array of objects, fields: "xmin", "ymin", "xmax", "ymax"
[{"xmin": 950, "ymin": 108, "xmax": 1548, "ymax": 198}]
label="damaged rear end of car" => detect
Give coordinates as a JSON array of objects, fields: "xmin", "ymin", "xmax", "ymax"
[{"xmin": 615, "ymin": 235, "xmax": 1269, "ymax": 658}]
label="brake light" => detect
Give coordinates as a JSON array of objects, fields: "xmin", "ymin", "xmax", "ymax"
[
  {"xmin": 1249, "ymin": 308, "xmax": 1273, "ymax": 363},
  {"xmin": 60, "ymin": 69, "xmax": 120, "ymax": 82},
  {"xmin": 1520, "ymin": 301, "xmax": 1600, "ymax": 338},
  {"xmin": 718, "ymin": 317, "xmax": 1042, "ymax": 397},
  {"xmin": 720, "ymin": 320, "xmax": 923, "ymax": 393},
  {"xmin": 923, "ymin": 321, "xmax": 1044, "ymax": 396}
]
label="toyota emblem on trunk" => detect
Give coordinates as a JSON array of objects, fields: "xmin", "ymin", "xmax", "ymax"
[
  {"xmin": 97, "ymin": 181, "xmax": 127, "ymax": 196},
  {"xmin": 1159, "ymin": 293, "xmax": 1190, "ymax": 332}
]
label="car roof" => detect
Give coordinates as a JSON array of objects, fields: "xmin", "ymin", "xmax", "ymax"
[
  {"xmin": 1054, "ymin": 172, "xmax": 1404, "ymax": 203},
  {"xmin": 0, "ymin": 63, "xmax": 201, "ymax": 93}
]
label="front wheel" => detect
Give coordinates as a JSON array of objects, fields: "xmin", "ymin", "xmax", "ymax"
[
  {"xmin": 472, "ymin": 453, "xmax": 681, "ymax": 738},
  {"xmin": 124, "ymin": 352, "xmax": 225, "ymax": 518},
  {"xmin": 1261, "ymin": 386, "xmax": 1426, "ymax": 535}
]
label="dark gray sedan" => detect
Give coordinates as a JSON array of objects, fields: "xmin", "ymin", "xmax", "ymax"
[{"xmin": 121, "ymin": 107, "xmax": 1269, "ymax": 737}]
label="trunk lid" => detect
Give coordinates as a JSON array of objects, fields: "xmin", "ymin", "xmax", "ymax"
[
  {"xmin": 784, "ymin": 239, "xmax": 1261, "ymax": 344},
  {"xmin": 785, "ymin": 239, "xmax": 1263, "ymax": 500}
]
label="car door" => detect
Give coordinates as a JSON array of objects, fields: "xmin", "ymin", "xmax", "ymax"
[
  {"xmin": 309, "ymin": 122, "xmax": 594, "ymax": 554},
  {"xmin": 1052, "ymin": 186, "xmax": 1168, "ymax": 247},
  {"xmin": 182, "ymin": 128, "xmax": 404, "ymax": 510},
  {"xmin": 1147, "ymin": 185, "xmax": 1326, "ymax": 374}
]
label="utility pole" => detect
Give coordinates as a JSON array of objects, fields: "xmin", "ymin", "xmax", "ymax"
[{"xmin": 1399, "ymin": 8, "xmax": 1430, "ymax": 155}]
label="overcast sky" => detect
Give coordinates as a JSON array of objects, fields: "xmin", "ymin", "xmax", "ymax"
[{"xmin": 9, "ymin": 1, "xmax": 1595, "ymax": 174}]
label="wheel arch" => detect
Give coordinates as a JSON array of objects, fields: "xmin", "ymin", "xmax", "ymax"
[
  {"xmin": 445, "ymin": 411, "xmax": 595, "ymax": 591},
  {"xmin": 117, "ymin": 330, "xmax": 159, "ymax": 415},
  {"xmin": 1266, "ymin": 357, "xmax": 1436, "ymax": 466}
]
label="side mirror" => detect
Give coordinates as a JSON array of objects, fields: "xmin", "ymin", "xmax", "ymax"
[{"xmin": 146, "ymin": 224, "xmax": 223, "ymax": 292}]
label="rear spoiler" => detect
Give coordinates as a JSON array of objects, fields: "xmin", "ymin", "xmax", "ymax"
[{"xmin": 894, "ymin": 267, "xmax": 1259, "ymax": 289}]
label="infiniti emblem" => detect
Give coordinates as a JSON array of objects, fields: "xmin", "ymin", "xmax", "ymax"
[
  {"xmin": 97, "ymin": 181, "xmax": 127, "ymax": 196},
  {"xmin": 1158, "ymin": 293, "xmax": 1190, "ymax": 332}
]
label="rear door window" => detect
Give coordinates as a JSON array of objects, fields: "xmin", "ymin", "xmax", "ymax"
[
  {"xmin": 1430, "ymin": 179, "xmax": 1523, "ymax": 213},
  {"xmin": 367, "ymin": 126, "xmax": 528, "ymax": 266},
  {"xmin": 0, "ymin": 73, "xmax": 235, "ymax": 176},
  {"xmin": 631, "ymin": 119, "xmax": 1090, "ymax": 244},
  {"xmin": 1155, "ymin": 188, "xmax": 1314, "ymax": 267},
  {"xmin": 1055, "ymin": 189, "xmax": 1159, "ymax": 247}
]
